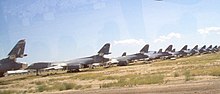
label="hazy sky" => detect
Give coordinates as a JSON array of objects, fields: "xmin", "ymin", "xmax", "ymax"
[{"xmin": 0, "ymin": 0, "xmax": 220, "ymax": 64}]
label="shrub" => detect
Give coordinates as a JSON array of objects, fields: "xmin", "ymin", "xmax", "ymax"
[{"xmin": 36, "ymin": 85, "xmax": 47, "ymax": 92}]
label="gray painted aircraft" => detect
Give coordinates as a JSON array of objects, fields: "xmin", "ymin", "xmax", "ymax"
[
  {"xmin": 27, "ymin": 43, "xmax": 111, "ymax": 73},
  {"xmin": 185, "ymin": 45, "xmax": 213, "ymax": 55},
  {"xmin": 145, "ymin": 45, "xmax": 173, "ymax": 61},
  {"xmin": 211, "ymin": 45, "xmax": 218, "ymax": 52},
  {"xmin": 66, "ymin": 43, "xmax": 111, "ymax": 72},
  {"xmin": 198, "ymin": 45, "xmax": 207, "ymax": 54},
  {"xmin": 169, "ymin": 45, "xmax": 201, "ymax": 58},
  {"xmin": 169, "ymin": 45, "xmax": 188, "ymax": 57},
  {"xmin": 205, "ymin": 45, "xmax": 213, "ymax": 53},
  {"xmin": 187, "ymin": 45, "xmax": 199, "ymax": 56},
  {"xmin": 112, "ymin": 44, "xmax": 149, "ymax": 66},
  {"xmin": 27, "ymin": 62, "xmax": 52, "ymax": 75},
  {"xmin": 0, "ymin": 39, "xmax": 27, "ymax": 77}
]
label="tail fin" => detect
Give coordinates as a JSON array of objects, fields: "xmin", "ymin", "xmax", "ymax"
[
  {"xmin": 140, "ymin": 44, "xmax": 149, "ymax": 53},
  {"xmin": 158, "ymin": 49, "xmax": 162, "ymax": 53},
  {"xmin": 122, "ymin": 52, "xmax": 126, "ymax": 56},
  {"xmin": 165, "ymin": 45, "xmax": 173, "ymax": 52},
  {"xmin": 214, "ymin": 45, "xmax": 217, "ymax": 49},
  {"xmin": 8, "ymin": 39, "xmax": 27, "ymax": 59},
  {"xmin": 208, "ymin": 45, "xmax": 212, "ymax": 49},
  {"xmin": 201, "ymin": 45, "xmax": 206, "ymax": 49},
  {"xmin": 172, "ymin": 49, "xmax": 175, "ymax": 52},
  {"xmin": 193, "ymin": 45, "xmax": 198, "ymax": 50},
  {"xmin": 98, "ymin": 43, "xmax": 111, "ymax": 56},
  {"xmin": 180, "ymin": 45, "xmax": 187, "ymax": 51}
]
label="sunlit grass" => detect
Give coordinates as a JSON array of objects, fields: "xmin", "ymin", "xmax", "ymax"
[
  {"xmin": 1, "ymin": 53, "xmax": 220, "ymax": 92},
  {"xmin": 100, "ymin": 74, "xmax": 164, "ymax": 88}
]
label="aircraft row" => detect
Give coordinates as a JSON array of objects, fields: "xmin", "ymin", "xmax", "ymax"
[{"xmin": 0, "ymin": 39, "xmax": 220, "ymax": 77}]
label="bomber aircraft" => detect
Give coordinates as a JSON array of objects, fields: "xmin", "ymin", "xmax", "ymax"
[
  {"xmin": 66, "ymin": 43, "xmax": 111, "ymax": 72},
  {"xmin": 110, "ymin": 44, "xmax": 149, "ymax": 66},
  {"xmin": 28, "ymin": 43, "xmax": 111, "ymax": 73},
  {"xmin": 145, "ymin": 45, "xmax": 173, "ymax": 61}
]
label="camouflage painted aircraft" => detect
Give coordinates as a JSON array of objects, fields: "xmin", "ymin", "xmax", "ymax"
[
  {"xmin": 112, "ymin": 44, "xmax": 149, "ymax": 66},
  {"xmin": 0, "ymin": 39, "xmax": 27, "ymax": 77}
]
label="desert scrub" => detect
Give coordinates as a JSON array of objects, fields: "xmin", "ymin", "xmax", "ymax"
[
  {"xmin": 174, "ymin": 72, "xmax": 179, "ymax": 77},
  {"xmin": 100, "ymin": 74, "xmax": 164, "ymax": 88},
  {"xmin": 71, "ymin": 73, "xmax": 103, "ymax": 80},
  {"xmin": 36, "ymin": 84, "xmax": 47, "ymax": 92},
  {"xmin": 52, "ymin": 82, "xmax": 82, "ymax": 91},
  {"xmin": 184, "ymin": 70, "xmax": 193, "ymax": 81},
  {"xmin": 98, "ymin": 75, "xmax": 120, "ymax": 81},
  {"xmin": 190, "ymin": 66, "xmax": 220, "ymax": 76}
]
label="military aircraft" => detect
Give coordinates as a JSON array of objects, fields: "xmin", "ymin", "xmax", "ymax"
[
  {"xmin": 27, "ymin": 62, "xmax": 52, "ymax": 75},
  {"xmin": 145, "ymin": 45, "xmax": 173, "ymax": 61},
  {"xmin": 205, "ymin": 45, "xmax": 213, "ymax": 53},
  {"xmin": 211, "ymin": 45, "xmax": 218, "ymax": 52},
  {"xmin": 0, "ymin": 39, "xmax": 27, "ymax": 77},
  {"xmin": 198, "ymin": 45, "xmax": 207, "ymax": 54},
  {"xmin": 64, "ymin": 43, "xmax": 111, "ymax": 72},
  {"xmin": 169, "ymin": 45, "xmax": 188, "ymax": 58},
  {"xmin": 187, "ymin": 45, "xmax": 199, "ymax": 56},
  {"xmin": 27, "ymin": 43, "xmax": 111, "ymax": 74},
  {"xmin": 110, "ymin": 44, "xmax": 149, "ymax": 66}
]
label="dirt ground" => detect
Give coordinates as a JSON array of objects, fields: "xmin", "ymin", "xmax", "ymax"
[{"xmin": 49, "ymin": 78, "xmax": 220, "ymax": 94}]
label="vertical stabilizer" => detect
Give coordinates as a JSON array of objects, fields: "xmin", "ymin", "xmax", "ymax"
[
  {"xmin": 208, "ymin": 45, "xmax": 212, "ymax": 49},
  {"xmin": 98, "ymin": 43, "xmax": 111, "ymax": 56},
  {"xmin": 172, "ymin": 49, "xmax": 175, "ymax": 52},
  {"xmin": 140, "ymin": 44, "xmax": 149, "ymax": 53},
  {"xmin": 201, "ymin": 45, "xmax": 206, "ymax": 49},
  {"xmin": 180, "ymin": 45, "xmax": 187, "ymax": 51},
  {"xmin": 122, "ymin": 52, "xmax": 126, "ymax": 56},
  {"xmin": 158, "ymin": 49, "xmax": 162, "ymax": 53},
  {"xmin": 8, "ymin": 39, "xmax": 27, "ymax": 59},
  {"xmin": 165, "ymin": 45, "xmax": 173, "ymax": 52},
  {"xmin": 193, "ymin": 45, "xmax": 198, "ymax": 50}
]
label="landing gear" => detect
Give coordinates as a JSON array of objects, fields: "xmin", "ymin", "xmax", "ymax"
[
  {"xmin": 0, "ymin": 72, "xmax": 4, "ymax": 77},
  {"xmin": 67, "ymin": 69, "xmax": 80, "ymax": 73},
  {"xmin": 117, "ymin": 61, "xmax": 128, "ymax": 66}
]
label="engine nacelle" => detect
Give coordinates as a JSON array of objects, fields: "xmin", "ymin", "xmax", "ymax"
[{"xmin": 117, "ymin": 61, "xmax": 128, "ymax": 66}]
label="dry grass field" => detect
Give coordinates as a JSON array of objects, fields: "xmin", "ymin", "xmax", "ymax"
[{"xmin": 1, "ymin": 53, "xmax": 220, "ymax": 94}]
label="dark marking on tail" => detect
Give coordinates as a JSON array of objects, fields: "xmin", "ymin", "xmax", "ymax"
[
  {"xmin": 193, "ymin": 45, "xmax": 198, "ymax": 50},
  {"xmin": 158, "ymin": 49, "xmax": 162, "ymax": 53},
  {"xmin": 98, "ymin": 43, "xmax": 111, "ymax": 56},
  {"xmin": 180, "ymin": 45, "xmax": 187, "ymax": 51},
  {"xmin": 165, "ymin": 45, "xmax": 173, "ymax": 52},
  {"xmin": 140, "ymin": 44, "xmax": 149, "ymax": 53},
  {"xmin": 8, "ymin": 39, "xmax": 27, "ymax": 59},
  {"xmin": 122, "ymin": 52, "xmax": 126, "ymax": 56}
]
